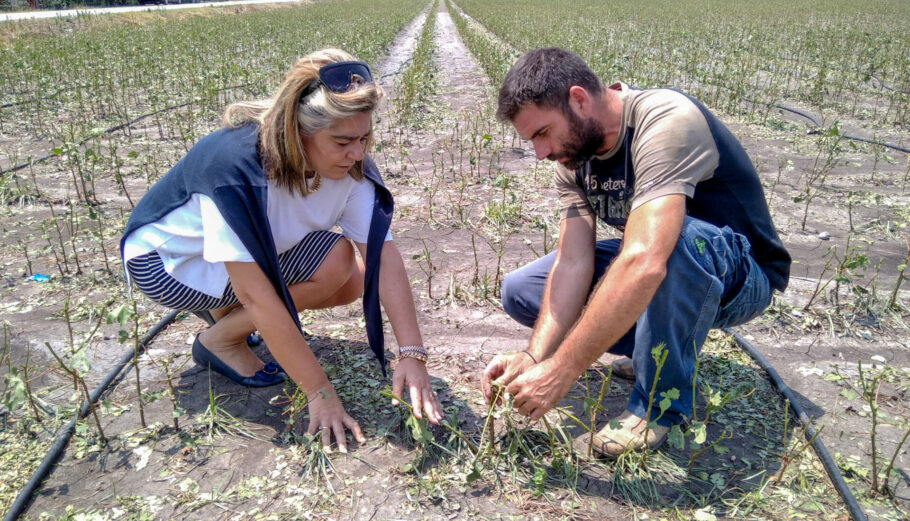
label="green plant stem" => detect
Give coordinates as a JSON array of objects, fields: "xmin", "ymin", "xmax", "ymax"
[{"xmin": 587, "ymin": 367, "xmax": 611, "ymax": 459}]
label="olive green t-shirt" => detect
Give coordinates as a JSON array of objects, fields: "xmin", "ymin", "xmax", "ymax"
[{"xmin": 555, "ymin": 83, "xmax": 720, "ymax": 225}]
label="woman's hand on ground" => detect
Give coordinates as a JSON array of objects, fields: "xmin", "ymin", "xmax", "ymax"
[
  {"xmin": 306, "ymin": 384, "xmax": 365, "ymax": 453},
  {"xmin": 392, "ymin": 358, "xmax": 443, "ymax": 424}
]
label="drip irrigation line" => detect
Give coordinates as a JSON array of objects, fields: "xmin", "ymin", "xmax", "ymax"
[
  {"xmin": 3, "ymin": 309, "xmax": 183, "ymax": 521},
  {"xmin": 741, "ymin": 97, "xmax": 909, "ymax": 155},
  {"xmin": 868, "ymin": 74, "xmax": 910, "ymax": 94},
  {"xmin": 724, "ymin": 327, "xmax": 868, "ymax": 521},
  {"xmin": 0, "ymin": 83, "xmax": 254, "ymax": 178}
]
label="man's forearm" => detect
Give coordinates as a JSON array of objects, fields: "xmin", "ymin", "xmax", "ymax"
[
  {"xmin": 552, "ymin": 195, "xmax": 686, "ymax": 377},
  {"xmin": 552, "ymin": 249, "xmax": 666, "ymax": 377},
  {"xmin": 526, "ymin": 255, "xmax": 593, "ymax": 362}
]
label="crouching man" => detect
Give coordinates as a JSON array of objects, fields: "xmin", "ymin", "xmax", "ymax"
[{"xmin": 481, "ymin": 48, "xmax": 790, "ymax": 456}]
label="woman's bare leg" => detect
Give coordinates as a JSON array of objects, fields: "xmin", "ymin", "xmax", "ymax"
[{"xmin": 198, "ymin": 239, "xmax": 363, "ymax": 376}]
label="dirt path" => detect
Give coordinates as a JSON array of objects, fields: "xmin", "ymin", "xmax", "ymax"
[{"xmin": 376, "ymin": 9, "xmax": 428, "ymax": 86}]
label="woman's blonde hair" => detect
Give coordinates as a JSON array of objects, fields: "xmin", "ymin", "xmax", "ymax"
[{"xmin": 223, "ymin": 49, "xmax": 383, "ymax": 196}]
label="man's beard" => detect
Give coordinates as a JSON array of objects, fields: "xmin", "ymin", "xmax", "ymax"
[{"xmin": 549, "ymin": 109, "xmax": 606, "ymax": 170}]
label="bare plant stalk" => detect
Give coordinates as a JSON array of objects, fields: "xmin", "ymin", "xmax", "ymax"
[
  {"xmin": 46, "ymin": 206, "xmax": 70, "ymax": 274},
  {"xmin": 131, "ymin": 300, "xmax": 146, "ymax": 428},
  {"xmin": 66, "ymin": 199, "xmax": 83, "ymax": 274},
  {"xmin": 773, "ymin": 421, "xmax": 823, "ymax": 485},
  {"xmin": 151, "ymin": 354, "xmax": 181, "ymax": 431},
  {"xmin": 471, "ymin": 233, "xmax": 480, "ymax": 286},
  {"xmin": 62, "ymin": 298, "xmax": 78, "ymax": 391},
  {"xmin": 1, "ymin": 323, "xmax": 8, "ymax": 372},
  {"xmin": 24, "ymin": 341, "xmax": 42, "ymax": 422},
  {"xmin": 858, "ymin": 361, "xmax": 882, "ymax": 494},
  {"xmin": 19, "ymin": 240, "xmax": 33, "ymax": 276},
  {"xmin": 803, "ymin": 248, "xmax": 835, "ymax": 311},
  {"xmin": 91, "ymin": 205, "xmax": 112, "ymax": 275},
  {"xmin": 887, "ymin": 236, "xmax": 909, "ymax": 310},
  {"xmin": 881, "ymin": 422, "xmax": 910, "ymax": 496},
  {"xmin": 44, "ymin": 342, "xmax": 107, "ymax": 444}
]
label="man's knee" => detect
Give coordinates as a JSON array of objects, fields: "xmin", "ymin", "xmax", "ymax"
[{"xmin": 501, "ymin": 270, "xmax": 538, "ymax": 328}]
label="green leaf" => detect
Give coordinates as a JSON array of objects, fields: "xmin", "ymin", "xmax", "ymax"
[
  {"xmin": 840, "ymin": 389, "xmax": 858, "ymax": 400},
  {"xmin": 651, "ymin": 343, "xmax": 667, "ymax": 363},
  {"xmin": 2, "ymin": 369, "xmax": 27, "ymax": 412},
  {"xmin": 691, "ymin": 421, "xmax": 707, "ymax": 445},
  {"xmin": 71, "ymin": 349, "xmax": 91, "ymax": 376},
  {"xmin": 466, "ymin": 461, "xmax": 482, "ymax": 483},
  {"xmin": 532, "ymin": 466, "xmax": 547, "ymax": 495},
  {"xmin": 406, "ymin": 414, "xmax": 434, "ymax": 444},
  {"xmin": 667, "ymin": 424, "xmax": 685, "ymax": 450},
  {"xmin": 824, "ymin": 373, "xmax": 844, "ymax": 383},
  {"xmin": 583, "ymin": 397, "xmax": 597, "ymax": 417},
  {"xmin": 709, "ymin": 391, "xmax": 724, "ymax": 407}
]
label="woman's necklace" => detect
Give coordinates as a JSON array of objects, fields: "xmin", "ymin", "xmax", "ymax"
[{"xmin": 308, "ymin": 172, "xmax": 322, "ymax": 193}]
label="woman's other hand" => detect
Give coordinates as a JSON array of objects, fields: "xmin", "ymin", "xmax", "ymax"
[
  {"xmin": 306, "ymin": 384, "xmax": 366, "ymax": 453},
  {"xmin": 392, "ymin": 358, "xmax": 443, "ymax": 424}
]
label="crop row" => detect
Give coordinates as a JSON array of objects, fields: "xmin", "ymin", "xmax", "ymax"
[
  {"xmin": 0, "ymin": 0, "xmax": 424, "ymax": 154},
  {"xmin": 452, "ymin": 0, "xmax": 910, "ymax": 132}
]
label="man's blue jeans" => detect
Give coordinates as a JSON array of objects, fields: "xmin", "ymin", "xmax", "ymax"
[{"xmin": 501, "ymin": 217, "xmax": 772, "ymax": 427}]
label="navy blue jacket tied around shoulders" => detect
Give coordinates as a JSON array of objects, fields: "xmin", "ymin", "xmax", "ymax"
[{"xmin": 120, "ymin": 123, "xmax": 395, "ymax": 375}]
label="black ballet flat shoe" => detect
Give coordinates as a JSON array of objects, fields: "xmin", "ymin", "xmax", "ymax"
[{"xmin": 192, "ymin": 335, "xmax": 286, "ymax": 388}]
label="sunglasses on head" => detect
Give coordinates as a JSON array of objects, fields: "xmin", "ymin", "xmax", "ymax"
[{"xmin": 301, "ymin": 61, "xmax": 374, "ymax": 100}]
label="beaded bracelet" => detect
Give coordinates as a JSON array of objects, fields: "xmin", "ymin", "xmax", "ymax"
[{"xmin": 398, "ymin": 345, "xmax": 428, "ymax": 363}]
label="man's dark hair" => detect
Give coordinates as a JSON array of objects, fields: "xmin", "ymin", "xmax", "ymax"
[{"xmin": 496, "ymin": 47, "xmax": 602, "ymax": 122}]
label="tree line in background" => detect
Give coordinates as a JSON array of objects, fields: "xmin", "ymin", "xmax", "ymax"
[{"xmin": 1, "ymin": 0, "xmax": 231, "ymax": 12}]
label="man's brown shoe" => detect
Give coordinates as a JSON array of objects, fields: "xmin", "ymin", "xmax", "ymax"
[
  {"xmin": 590, "ymin": 410, "xmax": 669, "ymax": 457},
  {"xmin": 611, "ymin": 357, "xmax": 635, "ymax": 380}
]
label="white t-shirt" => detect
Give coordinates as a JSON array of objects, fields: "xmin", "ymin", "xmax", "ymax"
[{"xmin": 123, "ymin": 175, "xmax": 391, "ymax": 297}]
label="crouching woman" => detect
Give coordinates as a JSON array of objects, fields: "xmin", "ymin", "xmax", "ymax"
[{"xmin": 120, "ymin": 49, "xmax": 442, "ymax": 452}]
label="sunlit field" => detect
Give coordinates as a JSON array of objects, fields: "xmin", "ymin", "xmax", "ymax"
[{"xmin": 1, "ymin": 0, "xmax": 908, "ymax": 519}]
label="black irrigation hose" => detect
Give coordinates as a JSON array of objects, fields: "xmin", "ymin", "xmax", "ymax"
[
  {"xmin": 3, "ymin": 309, "xmax": 183, "ymax": 521},
  {"xmin": 0, "ymin": 83, "xmax": 254, "ymax": 178},
  {"xmin": 724, "ymin": 327, "xmax": 869, "ymax": 521},
  {"xmin": 748, "ymin": 98, "xmax": 910, "ymax": 155}
]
